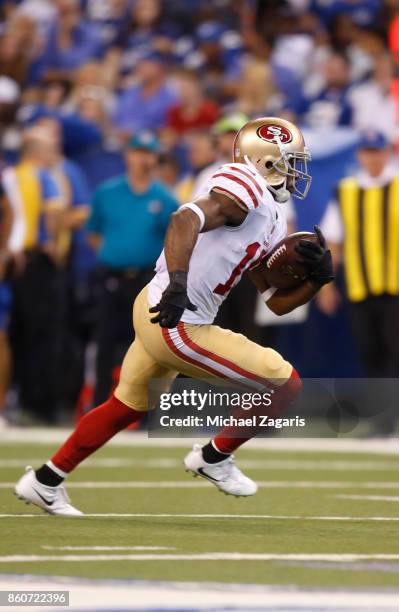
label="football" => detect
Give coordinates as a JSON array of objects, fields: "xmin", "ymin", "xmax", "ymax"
[{"xmin": 261, "ymin": 231, "xmax": 319, "ymax": 290}]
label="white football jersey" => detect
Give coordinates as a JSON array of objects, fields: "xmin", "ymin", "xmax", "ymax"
[{"xmin": 147, "ymin": 162, "xmax": 287, "ymax": 324}]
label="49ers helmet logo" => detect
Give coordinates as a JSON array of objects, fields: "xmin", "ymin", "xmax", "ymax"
[{"xmin": 257, "ymin": 124, "xmax": 293, "ymax": 144}]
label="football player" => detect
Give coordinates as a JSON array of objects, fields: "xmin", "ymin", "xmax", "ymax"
[{"xmin": 15, "ymin": 117, "xmax": 333, "ymax": 515}]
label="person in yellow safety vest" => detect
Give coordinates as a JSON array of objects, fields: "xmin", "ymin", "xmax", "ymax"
[{"xmin": 318, "ymin": 131, "xmax": 399, "ymax": 437}]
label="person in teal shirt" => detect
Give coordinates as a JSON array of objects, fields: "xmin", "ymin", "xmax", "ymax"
[{"xmin": 86, "ymin": 132, "xmax": 179, "ymax": 404}]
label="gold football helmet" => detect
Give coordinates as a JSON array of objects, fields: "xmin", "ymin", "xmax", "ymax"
[{"xmin": 233, "ymin": 117, "xmax": 311, "ymax": 202}]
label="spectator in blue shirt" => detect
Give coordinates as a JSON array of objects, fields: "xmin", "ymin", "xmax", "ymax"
[
  {"xmin": 38, "ymin": 116, "xmax": 98, "ymax": 413},
  {"xmin": 34, "ymin": 0, "xmax": 104, "ymax": 80},
  {"xmin": 290, "ymin": 52, "xmax": 354, "ymax": 128},
  {"xmin": 86, "ymin": 131, "xmax": 179, "ymax": 404},
  {"xmin": 34, "ymin": 117, "xmax": 95, "ymax": 283},
  {"xmin": 113, "ymin": 51, "xmax": 178, "ymax": 136},
  {"xmin": 19, "ymin": 101, "xmax": 103, "ymax": 160},
  {"xmin": 123, "ymin": 0, "xmax": 182, "ymax": 59},
  {"xmin": 82, "ymin": 0, "xmax": 131, "ymax": 50},
  {"xmin": 182, "ymin": 21, "xmax": 244, "ymax": 101}
]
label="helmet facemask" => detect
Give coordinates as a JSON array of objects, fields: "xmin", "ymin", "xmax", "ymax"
[
  {"xmin": 273, "ymin": 148, "xmax": 312, "ymax": 200},
  {"xmin": 244, "ymin": 148, "xmax": 312, "ymax": 203}
]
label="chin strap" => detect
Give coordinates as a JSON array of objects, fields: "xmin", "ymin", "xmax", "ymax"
[{"xmin": 273, "ymin": 187, "xmax": 290, "ymax": 203}]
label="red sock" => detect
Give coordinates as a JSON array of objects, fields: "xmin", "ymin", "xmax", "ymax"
[
  {"xmin": 50, "ymin": 395, "xmax": 144, "ymax": 474},
  {"xmin": 213, "ymin": 368, "xmax": 302, "ymax": 455}
]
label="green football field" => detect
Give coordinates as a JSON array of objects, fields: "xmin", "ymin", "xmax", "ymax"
[{"xmin": 1, "ymin": 435, "xmax": 399, "ymax": 590}]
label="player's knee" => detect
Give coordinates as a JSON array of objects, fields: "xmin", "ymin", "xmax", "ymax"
[
  {"xmin": 262, "ymin": 348, "xmax": 292, "ymax": 381},
  {"xmin": 267, "ymin": 365, "xmax": 302, "ymax": 402},
  {"xmin": 264, "ymin": 367, "xmax": 302, "ymax": 418},
  {"xmin": 114, "ymin": 383, "xmax": 148, "ymax": 412}
]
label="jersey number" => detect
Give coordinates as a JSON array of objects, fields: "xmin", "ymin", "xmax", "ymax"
[{"xmin": 213, "ymin": 242, "xmax": 265, "ymax": 296}]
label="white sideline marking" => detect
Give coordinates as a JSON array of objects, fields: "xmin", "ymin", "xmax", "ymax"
[
  {"xmin": 3, "ymin": 553, "xmax": 399, "ymax": 563},
  {"xmin": 243, "ymin": 459, "xmax": 399, "ymax": 471},
  {"xmin": 3, "ymin": 480, "xmax": 399, "ymax": 489},
  {"xmin": 41, "ymin": 546, "xmax": 176, "ymax": 551},
  {"xmin": 336, "ymin": 494, "xmax": 399, "ymax": 502},
  {"xmin": 2, "ymin": 512, "xmax": 399, "ymax": 521},
  {"xmin": 3, "ymin": 457, "xmax": 399, "ymax": 471},
  {"xmin": 3, "ymin": 427, "xmax": 399, "ymax": 455},
  {"xmin": 39, "ymin": 479, "xmax": 399, "ymax": 490},
  {"xmin": 2, "ymin": 553, "xmax": 399, "ymax": 563},
  {"xmin": 2, "ymin": 577, "xmax": 399, "ymax": 612}
]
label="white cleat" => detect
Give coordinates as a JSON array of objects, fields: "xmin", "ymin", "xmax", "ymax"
[
  {"xmin": 14, "ymin": 466, "xmax": 83, "ymax": 516},
  {"xmin": 184, "ymin": 444, "xmax": 258, "ymax": 497}
]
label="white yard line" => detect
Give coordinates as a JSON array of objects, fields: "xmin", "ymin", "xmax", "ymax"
[
  {"xmin": 2, "ymin": 427, "xmax": 399, "ymax": 454},
  {"xmin": 2, "ymin": 481, "xmax": 211, "ymax": 489},
  {"xmin": 336, "ymin": 494, "xmax": 399, "ymax": 502},
  {"xmin": 0, "ymin": 458, "xmax": 180, "ymax": 468},
  {"xmin": 2, "ymin": 576, "xmax": 399, "ymax": 611},
  {"xmin": 3, "ymin": 552, "xmax": 399, "ymax": 563},
  {"xmin": 2, "ymin": 457, "xmax": 399, "ymax": 470},
  {"xmin": 2, "ymin": 480, "xmax": 399, "ymax": 489},
  {"xmin": 1, "ymin": 513, "xmax": 399, "ymax": 521},
  {"xmin": 242, "ymin": 459, "xmax": 399, "ymax": 471},
  {"xmin": 41, "ymin": 546, "xmax": 176, "ymax": 551}
]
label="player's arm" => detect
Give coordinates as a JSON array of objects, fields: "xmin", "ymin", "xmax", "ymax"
[
  {"xmin": 162, "ymin": 192, "xmax": 246, "ymax": 270},
  {"xmin": 248, "ymin": 267, "xmax": 320, "ymax": 316},
  {"xmin": 249, "ymin": 226, "xmax": 334, "ymax": 316},
  {"xmin": 150, "ymin": 192, "xmax": 247, "ymax": 327}
]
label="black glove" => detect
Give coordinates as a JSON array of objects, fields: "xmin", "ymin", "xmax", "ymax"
[
  {"xmin": 149, "ymin": 271, "xmax": 197, "ymax": 328},
  {"xmin": 295, "ymin": 225, "xmax": 334, "ymax": 287}
]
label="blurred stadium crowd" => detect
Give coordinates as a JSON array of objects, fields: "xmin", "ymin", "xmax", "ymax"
[{"xmin": 0, "ymin": 0, "xmax": 398, "ymax": 428}]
